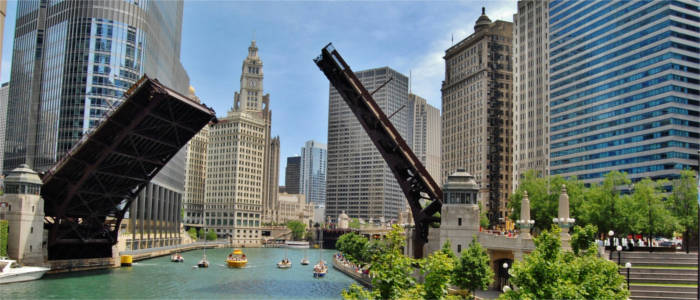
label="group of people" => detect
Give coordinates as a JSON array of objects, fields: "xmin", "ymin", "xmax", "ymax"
[
  {"xmin": 227, "ymin": 253, "xmax": 246, "ymax": 261},
  {"xmin": 335, "ymin": 253, "xmax": 369, "ymax": 276},
  {"xmin": 598, "ymin": 235, "xmax": 678, "ymax": 251}
]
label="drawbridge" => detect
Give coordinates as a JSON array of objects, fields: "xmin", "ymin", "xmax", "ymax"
[
  {"xmin": 314, "ymin": 44, "xmax": 442, "ymax": 258},
  {"xmin": 41, "ymin": 76, "xmax": 217, "ymax": 259}
]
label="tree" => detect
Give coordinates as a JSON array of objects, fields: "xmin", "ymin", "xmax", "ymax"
[
  {"xmin": 198, "ymin": 228, "xmax": 206, "ymax": 240},
  {"xmin": 441, "ymin": 239, "xmax": 456, "ymax": 259},
  {"xmin": 206, "ymin": 229, "xmax": 217, "ymax": 241},
  {"xmin": 422, "ymin": 243, "xmax": 456, "ymax": 300},
  {"xmin": 336, "ymin": 232, "xmax": 368, "ymax": 264},
  {"xmin": 668, "ymin": 170, "xmax": 699, "ymax": 253},
  {"xmin": 453, "ymin": 237, "xmax": 494, "ymax": 299},
  {"xmin": 578, "ymin": 171, "xmax": 631, "ymax": 235},
  {"xmin": 509, "ymin": 170, "xmax": 584, "ymax": 232},
  {"xmin": 0, "ymin": 220, "xmax": 8, "ymax": 257},
  {"xmin": 478, "ymin": 203, "xmax": 489, "ymax": 228},
  {"xmin": 349, "ymin": 218, "xmax": 361, "ymax": 229},
  {"xmin": 187, "ymin": 227, "xmax": 198, "ymax": 240},
  {"xmin": 571, "ymin": 224, "xmax": 598, "ymax": 256},
  {"xmin": 630, "ymin": 178, "xmax": 679, "ymax": 239},
  {"xmin": 286, "ymin": 220, "xmax": 306, "ymax": 240},
  {"xmin": 500, "ymin": 226, "xmax": 629, "ymax": 300}
]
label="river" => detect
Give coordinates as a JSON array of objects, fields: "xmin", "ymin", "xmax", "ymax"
[{"xmin": 3, "ymin": 248, "xmax": 357, "ymax": 299}]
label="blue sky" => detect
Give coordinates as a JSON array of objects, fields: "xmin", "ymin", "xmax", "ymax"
[{"xmin": 1, "ymin": 0, "xmax": 516, "ymax": 183}]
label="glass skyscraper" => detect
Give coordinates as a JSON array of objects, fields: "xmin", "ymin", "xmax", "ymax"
[
  {"xmin": 548, "ymin": 0, "xmax": 699, "ymax": 184},
  {"xmin": 4, "ymin": 0, "xmax": 191, "ymax": 248},
  {"xmin": 300, "ymin": 140, "xmax": 327, "ymax": 205}
]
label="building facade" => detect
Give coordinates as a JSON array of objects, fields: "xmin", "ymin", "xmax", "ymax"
[
  {"xmin": 276, "ymin": 193, "xmax": 314, "ymax": 227},
  {"xmin": 203, "ymin": 41, "xmax": 276, "ymax": 245},
  {"xmin": 300, "ymin": 140, "xmax": 327, "ymax": 205},
  {"xmin": 4, "ymin": 0, "xmax": 191, "ymax": 249},
  {"xmin": 513, "ymin": 0, "xmax": 550, "ymax": 191},
  {"xmin": 409, "ymin": 94, "xmax": 442, "ymax": 184},
  {"xmin": 0, "ymin": 83, "xmax": 8, "ymax": 177},
  {"xmin": 327, "ymin": 67, "xmax": 410, "ymax": 222},
  {"xmin": 441, "ymin": 9, "xmax": 513, "ymax": 227},
  {"xmin": 548, "ymin": 0, "xmax": 699, "ymax": 184},
  {"xmin": 183, "ymin": 87, "xmax": 208, "ymax": 228},
  {"xmin": 285, "ymin": 156, "xmax": 301, "ymax": 194}
]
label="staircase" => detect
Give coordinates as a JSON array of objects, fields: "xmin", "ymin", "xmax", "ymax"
[{"xmin": 614, "ymin": 251, "xmax": 698, "ymax": 300}]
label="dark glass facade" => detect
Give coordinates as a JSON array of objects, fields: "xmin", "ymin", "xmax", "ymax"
[{"xmin": 548, "ymin": 0, "xmax": 699, "ymax": 183}]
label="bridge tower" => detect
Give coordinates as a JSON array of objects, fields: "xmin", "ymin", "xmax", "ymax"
[{"xmin": 2, "ymin": 164, "xmax": 46, "ymax": 265}]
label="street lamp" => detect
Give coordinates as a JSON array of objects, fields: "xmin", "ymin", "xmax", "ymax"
[
  {"xmin": 502, "ymin": 262, "xmax": 510, "ymax": 289},
  {"xmin": 616, "ymin": 245, "xmax": 622, "ymax": 265},
  {"xmin": 624, "ymin": 262, "xmax": 632, "ymax": 290},
  {"xmin": 608, "ymin": 230, "xmax": 615, "ymax": 260}
]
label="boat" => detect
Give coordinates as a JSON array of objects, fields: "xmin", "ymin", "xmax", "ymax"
[
  {"xmin": 170, "ymin": 253, "xmax": 184, "ymax": 263},
  {"xmin": 226, "ymin": 249, "xmax": 247, "ymax": 268},
  {"xmin": 313, "ymin": 260, "xmax": 328, "ymax": 278},
  {"xmin": 197, "ymin": 248, "xmax": 209, "ymax": 268},
  {"xmin": 300, "ymin": 249, "xmax": 310, "ymax": 265},
  {"xmin": 284, "ymin": 241, "xmax": 310, "ymax": 248},
  {"xmin": 0, "ymin": 258, "xmax": 50, "ymax": 284},
  {"xmin": 277, "ymin": 248, "xmax": 292, "ymax": 269}
]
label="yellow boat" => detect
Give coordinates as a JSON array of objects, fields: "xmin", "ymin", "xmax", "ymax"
[{"xmin": 226, "ymin": 249, "xmax": 247, "ymax": 268}]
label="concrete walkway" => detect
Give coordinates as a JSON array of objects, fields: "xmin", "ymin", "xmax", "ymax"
[{"xmin": 120, "ymin": 241, "xmax": 229, "ymax": 261}]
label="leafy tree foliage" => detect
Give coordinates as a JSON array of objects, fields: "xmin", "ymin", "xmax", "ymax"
[
  {"xmin": 0, "ymin": 220, "xmax": 8, "ymax": 257},
  {"xmin": 578, "ymin": 171, "xmax": 631, "ymax": 235},
  {"xmin": 630, "ymin": 178, "xmax": 679, "ymax": 238},
  {"xmin": 198, "ymin": 228, "xmax": 205, "ymax": 239},
  {"xmin": 453, "ymin": 237, "xmax": 494, "ymax": 299},
  {"xmin": 205, "ymin": 229, "xmax": 217, "ymax": 241},
  {"xmin": 336, "ymin": 232, "xmax": 369, "ymax": 264},
  {"xmin": 187, "ymin": 227, "xmax": 198, "ymax": 240},
  {"xmin": 668, "ymin": 170, "xmax": 699, "ymax": 253},
  {"xmin": 500, "ymin": 226, "xmax": 629, "ymax": 300},
  {"xmin": 422, "ymin": 249, "xmax": 455, "ymax": 300},
  {"xmin": 349, "ymin": 218, "xmax": 361, "ymax": 229},
  {"xmin": 571, "ymin": 224, "xmax": 598, "ymax": 256},
  {"xmin": 286, "ymin": 220, "xmax": 306, "ymax": 240},
  {"xmin": 440, "ymin": 239, "xmax": 456, "ymax": 259}
]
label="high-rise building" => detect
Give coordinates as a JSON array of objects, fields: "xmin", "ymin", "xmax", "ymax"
[
  {"xmin": 0, "ymin": 83, "xmax": 8, "ymax": 177},
  {"xmin": 548, "ymin": 0, "xmax": 699, "ymax": 184},
  {"xmin": 0, "ymin": 0, "xmax": 6, "ymax": 73},
  {"xmin": 4, "ymin": 1, "xmax": 191, "ymax": 248},
  {"xmin": 409, "ymin": 94, "xmax": 441, "ymax": 185},
  {"xmin": 441, "ymin": 8, "xmax": 513, "ymax": 226},
  {"xmin": 300, "ymin": 140, "xmax": 327, "ymax": 205},
  {"xmin": 204, "ymin": 40, "xmax": 276, "ymax": 245},
  {"xmin": 263, "ymin": 136, "xmax": 280, "ymax": 223},
  {"xmin": 513, "ymin": 0, "xmax": 550, "ymax": 191},
  {"xmin": 327, "ymin": 67, "xmax": 410, "ymax": 222},
  {"xmin": 285, "ymin": 156, "xmax": 301, "ymax": 194},
  {"xmin": 183, "ymin": 86, "xmax": 208, "ymax": 228}
]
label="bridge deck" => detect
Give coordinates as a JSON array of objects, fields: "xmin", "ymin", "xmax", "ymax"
[{"xmin": 41, "ymin": 76, "xmax": 217, "ymax": 259}]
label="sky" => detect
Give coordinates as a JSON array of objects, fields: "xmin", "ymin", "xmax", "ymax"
[{"xmin": 0, "ymin": 0, "xmax": 517, "ymax": 184}]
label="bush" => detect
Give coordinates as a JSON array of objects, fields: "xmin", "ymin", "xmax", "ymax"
[
  {"xmin": 286, "ymin": 220, "xmax": 306, "ymax": 240},
  {"xmin": 187, "ymin": 227, "xmax": 198, "ymax": 240},
  {"xmin": 0, "ymin": 220, "xmax": 8, "ymax": 257},
  {"xmin": 206, "ymin": 230, "xmax": 217, "ymax": 241}
]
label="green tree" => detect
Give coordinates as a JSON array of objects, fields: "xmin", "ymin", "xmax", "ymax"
[
  {"xmin": 500, "ymin": 226, "xmax": 628, "ymax": 300},
  {"xmin": 440, "ymin": 239, "xmax": 456, "ymax": 259},
  {"xmin": 509, "ymin": 170, "xmax": 584, "ymax": 232},
  {"xmin": 578, "ymin": 171, "xmax": 631, "ymax": 235},
  {"xmin": 453, "ymin": 237, "xmax": 494, "ymax": 299},
  {"xmin": 668, "ymin": 170, "xmax": 699, "ymax": 253},
  {"xmin": 286, "ymin": 220, "xmax": 306, "ymax": 240},
  {"xmin": 0, "ymin": 220, "xmax": 8, "ymax": 257},
  {"xmin": 478, "ymin": 203, "xmax": 489, "ymax": 228},
  {"xmin": 205, "ymin": 229, "xmax": 217, "ymax": 241},
  {"xmin": 198, "ymin": 228, "xmax": 206, "ymax": 239},
  {"xmin": 422, "ymin": 244, "xmax": 455, "ymax": 300},
  {"xmin": 630, "ymin": 178, "xmax": 678, "ymax": 238},
  {"xmin": 571, "ymin": 224, "xmax": 598, "ymax": 256},
  {"xmin": 336, "ymin": 232, "xmax": 369, "ymax": 264},
  {"xmin": 187, "ymin": 227, "xmax": 198, "ymax": 240},
  {"xmin": 349, "ymin": 218, "xmax": 361, "ymax": 229}
]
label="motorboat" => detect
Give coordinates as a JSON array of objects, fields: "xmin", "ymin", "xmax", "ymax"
[
  {"xmin": 226, "ymin": 249, "xmax": 247, "ymax": 268},
  {"xmin": 301, "ymin": 248, "xmax": 310, "ymax": 265},
  {"xmin": 0, "ymin": 258, "xmax": 50, "ymax": 284},
  {"xmin": 170, "ymin": 253, "xmax": 184, "ymax": 263},
  {"xmin": 313, "ymin": 260, "xmax": 328, "ymax": 278},
  {"xmin": 197, "ymin": 249, "xmax": 209, "ymax": 268},
  {"xmin": 277, "ymin": 258, "xmax": 292, "ymax": 269},
  {"xmin": 284, "ymin": 241, "xmax": 310, "ymax": 249}
]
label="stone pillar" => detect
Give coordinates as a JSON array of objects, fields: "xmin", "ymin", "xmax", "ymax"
[
  {"xmin": 554, "ymin": 185, "xmax": 574, "ymax": 242},
  {"xmin": 516, "ymin": 191, "xmax": 534, "ymax": 239}
]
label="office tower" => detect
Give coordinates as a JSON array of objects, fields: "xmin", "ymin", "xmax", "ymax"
[
  {"xmin": 300, "ymin": 140, "xmax": 327, "ymax": 205},
  {"xmin": 513, "ymin": 0, "xmax": 550, "ymax": 191},
  {"xmin": 327, "ymin": 67, "xmax": 410, "ymax": 222},
  {"xmin": 285, "ymin": 156, "xmax": 301, "ymax": 194},
  {"xmin": 183, "ymin": 86, "xmax": 208, "ymax": 228},
  {"xmin": 0, "ymin": 0, "xmax": 6, "ymax": 73},
  {"xmin": 4, "ymin": 1, "xmax": 191, "ymax": 248},
  {"xmin": 409, "ymin": 94, "xmax": 442, "ymax": 185},
  {"xmin": 204, "ymin": 41, "xmax": 274, "ymax": 245},
  {"xmin": 0, "ymin": 83, "xmax": 7, "ymax": 176},
  {"xmin": 263, "ymin": 136, "xmax": 280, "ymax": 222},
  {"xmin": 548, "ymin": 0, "xmax": 699, "ymax": 184},
  {"xmin": 442, "ymin": 8, "xmax": 513, "ymax": 226}
]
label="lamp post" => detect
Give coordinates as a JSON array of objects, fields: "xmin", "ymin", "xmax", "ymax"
[
  {"xmin": 624, "ymin": 262, "xmax": 632, "ymax": 290},
  {"xmin": 502, "ymin": 262, "xmax": 510, "ymax": 289},
  {"xmin": 616, "ymin": 245, "xmax": 622, "ymax": 265},
  {"xmin": 608, "ymin": 230, "xmax": 615, "ymax": 260}
]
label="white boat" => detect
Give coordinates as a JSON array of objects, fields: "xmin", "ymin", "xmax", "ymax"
[
  {"xmin": 0, "ymin": 259, "xmax": 50, "ymax": 284},
  {"xmin": 278, "ymin": 248, "xmax": 292, "ymax": 269},
  {"xmin": 301, "ymin": 248, "xmax": 310, "ymax": 265},
  {"xmin": 284, "ymin": 241, "xmax": 310, "ymax": 249}
]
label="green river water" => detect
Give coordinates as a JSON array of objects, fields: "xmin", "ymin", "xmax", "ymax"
[{"xmin": 2, "ymin": 248, "xmax": 356, "ymax": 299}]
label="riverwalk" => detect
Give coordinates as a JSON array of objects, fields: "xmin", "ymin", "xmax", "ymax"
[
  {"xmin": 331, "ymin": 255, "xmax": 373, "ymax": 287},
  {"xmin": 120, "ymin": 241, "xmax": 229, "ymax": 262}
]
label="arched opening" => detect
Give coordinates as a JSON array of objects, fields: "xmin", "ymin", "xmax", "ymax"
[{"xmin": 495, "ymin": 258, "xmax": 514, "ymax": 290}]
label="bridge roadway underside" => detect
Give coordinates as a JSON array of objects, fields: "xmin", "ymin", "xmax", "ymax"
[{"xmin": 41, "ymin": 77, "xmax": 217, "ymax": 260}]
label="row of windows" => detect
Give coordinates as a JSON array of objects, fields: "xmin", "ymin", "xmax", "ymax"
[
  {"xmin": 552, "ymin": 151, "xmax": 698, "ymax": 172},
  {"xmin": 556, "ymin": 163, "xmax": 693, "ymax": 180},
  {"xmin": 552, "ymin": 135, "xmax": 699, "ymax": 159},
  {"xmin": 551, "ymin": 95, "xmax": 696, "ymax": 130},
  {"xmin": 551, "ymin": 117, "xmax": 699, "ymax": 148},
  {"xmin": 549, "ymin": 0, "xmax": 597, "ymax": 28}
]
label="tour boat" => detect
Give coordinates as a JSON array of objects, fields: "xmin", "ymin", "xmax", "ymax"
[
  {"xmin": 197, "ymin": 248, "xmax": 209, "ymax": 268},
  {"xmin": 0, "ymin": 258, "xmax": 50, "ymax": 284},
  {"xmin": 226, "ymin": 249, "xmax": 247, "ymax": 268},
  {"xmin": 170, "ymin": 253, "xmax": 184, "ymax": 263},
  {"xmin": 284, "ymin": 241, "xmax": 310, "ymax": 248}
]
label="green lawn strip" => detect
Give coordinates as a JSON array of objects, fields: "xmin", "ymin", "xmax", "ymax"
[
  {"xmin": 630, "ymin": 265, "xmax": 697, "ymax": 270},
  {"xmin": 631, "ymin": 283, "xmax": 697, "ymax": 288}
]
